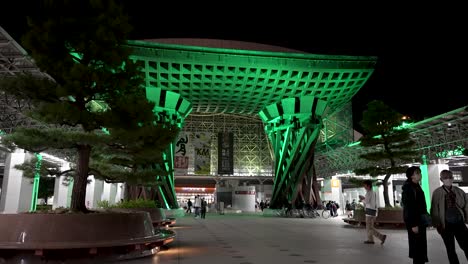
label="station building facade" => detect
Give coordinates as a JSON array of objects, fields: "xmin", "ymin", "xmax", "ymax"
[{"xmin": 1, "ymin": 28, "xmax": 467, "ymax": 213}]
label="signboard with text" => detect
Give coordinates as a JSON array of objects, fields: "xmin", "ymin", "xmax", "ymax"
[
  {"xmin": 217, "ymin": 132, "xmax": 234, "ymax": 174},
  {"xmin": 174, "ymin": 132, "xmax": 190, "ymax": 174}
]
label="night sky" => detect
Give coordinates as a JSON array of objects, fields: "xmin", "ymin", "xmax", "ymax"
[{"xmin": 1, "ymin": 2, "xmax": 466, "ymax": 132}]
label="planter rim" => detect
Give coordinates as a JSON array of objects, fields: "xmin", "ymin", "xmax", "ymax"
[{"xmin": 0, "ymin": 212, "xmax": 175, "ymax": 250}]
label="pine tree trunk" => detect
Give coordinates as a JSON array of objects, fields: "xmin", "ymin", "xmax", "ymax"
[
  {"xmin": 383, "ymin": 174, "xmax": 391, "ymax": 207},
  {"xmin": 70, "ymin": 145, "xmax": 91, "ymax": 212}
]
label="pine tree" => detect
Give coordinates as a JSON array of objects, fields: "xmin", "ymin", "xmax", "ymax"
[
  {"xmin": 354, "ymin": 100, "xmax": 418, "ymax": 207},
  {"xmin": 0, "ymin": 0, "xmax": 163, "ymax": 212},
  {"xmin": 90, "ymin": 124, "xmax": 179, "ymax": 189}
]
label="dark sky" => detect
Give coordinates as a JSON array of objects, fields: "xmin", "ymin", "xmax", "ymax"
[{"xmin": 1, "ymin": 2, "xmax": 466, "ymax": 131}]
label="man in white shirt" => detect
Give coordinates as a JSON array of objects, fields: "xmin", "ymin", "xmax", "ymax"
[
  {"xmin": 194, "ymin": 195, "xmax": 202, "ymax": 218},
  {"xmin": 360, "ymin": 180, "xmax": 387, "ymax": 245}
]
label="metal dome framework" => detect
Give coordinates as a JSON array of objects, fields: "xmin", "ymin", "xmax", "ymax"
[
  {"xmin": 127, "ymin": 40, "xmax": 376, "ymax": 116},
  {"xmin": 0, "ymin": 27, "xmax": 49, "ymax": 133}
]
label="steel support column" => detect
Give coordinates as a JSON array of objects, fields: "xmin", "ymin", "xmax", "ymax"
[
  {"xmin": 259, "ymin": 97, "xmax": 327, "ymax": 208},
  {"xmin": 146, "ymin": 88, "xmax": 192, "ymax": 209}
]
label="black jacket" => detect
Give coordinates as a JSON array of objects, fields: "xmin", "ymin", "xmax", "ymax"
[{"xmin": 402, "ymin": 180, "xmax": 428, "ymax": 227}]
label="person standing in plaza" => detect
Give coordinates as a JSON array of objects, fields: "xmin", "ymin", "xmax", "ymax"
[
  {"xmin": 200, "ymin": 198, "xmax": 207, "ymax": 219},
  {"xmin": 431, "ymin": 169, "xmax": 468, "ymax": 264},
  {"xmin": 402, "ymin": 166, "xmax": 428, "ymax": 264},
  {"xmin": 186, "ymin": 199, "xmax": 192, "ymax": 214},
  {"xmin": 194, "ymin": 195, "xmax": 201, "ymax": 218},
  {"xmin": 345, "ymin": 200, "xmax": 353, "ymax": 218},
  {"xmin": 360, "ymin": 180, "xmax": 387, "ymax": 245}
]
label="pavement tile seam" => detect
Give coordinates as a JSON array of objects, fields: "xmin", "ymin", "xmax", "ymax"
[{"xmin": 123, "ymin": 214, "xmax": 465, "ymax": 264}]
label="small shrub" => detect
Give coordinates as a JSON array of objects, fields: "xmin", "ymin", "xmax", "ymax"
[
  {"xmin": 115, "ymin": 199, "xmax": 158, "ymax": 209},
  {"xmin": 97, "ymin": 200, "xmax": 111, "ymax": 209},
  {"xmin": 36, "ymin": 204, "xmax": 53, "ymax": 211},
  {"xmin": 97, "ymin": 199, "xmax": 161, "ymax": 209}
]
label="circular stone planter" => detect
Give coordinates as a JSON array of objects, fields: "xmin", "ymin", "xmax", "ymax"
[
  {"xmin": 0, "ymin": 211, "xmax": 175, "ymax": 259},
  {"xmin": 109, "ymin": 208, "xmax": 175, "ymax": 227}
]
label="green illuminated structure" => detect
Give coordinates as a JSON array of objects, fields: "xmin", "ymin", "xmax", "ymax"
[
  {"xmin": 145, "ymin": 88, "xmax": 192, "ymax": 208},
  {"xmin": 129, "ymin": 40, "xmax": 376, "ymax": 115},
  {"xmin": 128, "ymin": 39, "xmax": 377, "ymax": 208},
  {"xmin": 259, "ymin": 97, "xmax": 327, "ymax": 207},
  {"xmin": 29, "ymin": 153, "xmax": 42, "ymax": 212}
]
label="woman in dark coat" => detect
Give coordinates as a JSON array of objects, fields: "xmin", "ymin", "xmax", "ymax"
[{"xmin": 402, "ymin": 166, "xmax": 428, "ymax": 264}]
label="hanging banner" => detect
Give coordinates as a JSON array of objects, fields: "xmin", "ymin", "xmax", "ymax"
[
  {"xmin": 193, "ymin": 132, "xmax": 211, "ymax": 175},
  {"xmin": 174, "ymin": 132, "xmax": 190, "ymax": 175},
  {"xmin": 218, "ymin": 132, "xmax": 234, "ymax": 174}
]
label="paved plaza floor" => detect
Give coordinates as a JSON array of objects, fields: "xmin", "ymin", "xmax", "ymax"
[
  {"xmin": 5, "ymin": 212, "xmax": 466, "ymax": 263},
  {"xmin": 125, "ymin": 212, "xmax": 467, "ymax": 264}
]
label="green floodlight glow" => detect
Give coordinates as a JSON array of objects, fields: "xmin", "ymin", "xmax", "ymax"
[
  {"xmin": 420, "ymin": 155, "xmax": 431, "ymax": 212},
  {"xmin": 169, "ymin": 142, "xmax": 175, "ymax": 187},
  {"xmin": 70, "ymin": 51, "xmax": 82, "ymax": 63},
  {"xmin": 395, "ymin": 121, "xmax": 414, "ymax": 130},
  {"xmin": 30, "ymin": 153, "xmax": 42, "ymax": 212},
  {"xmin": 436, "ymin": 146, "xmax": 466, "ymax": 158},
  {"xmin": 158, "ymin": 185, "xmax": 170, "ymax": 209},
  {"xmin": 66, "ymin": 178, "xmax": 74, "ymax": 208},
  {"xmin": 347, "ymin": 141, "xmax": 361, "ymax": 147}
]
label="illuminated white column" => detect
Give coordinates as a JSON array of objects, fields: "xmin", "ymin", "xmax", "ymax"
[
  {"xmin": 114, "ymin": 183, "xmax": 124, "ymax": 204},
  {"xmin": 377, "ymin": 179, "xmax": 394, "ymax": 207},
  {"xmin": 322, "ymin": 177, "xmax": 342, "ymax": 203},
  {"xmin": 108, "ymin": 183, "xmax": 117, "ymax": 205},
  {"xmin": 85, "ymin": 176, "xmax": 104, "ymax": 209},
  {"xmin": 100, "ymin": 181, "xmax": 112, "ymax": 203},
  {"xmin": 0, "ymin": 149, "xmax": 32, "ymax": 213},
  {"xmin": 232, "ymin": 186, "xmax": 256, "ymax": 212},
  {"xmin": 427, "ymin": 161, "xmax": 448, "ymax": 199},
  {"xmin": 52, "ymin": 162, "xmax": 71, "ymax": 209}
]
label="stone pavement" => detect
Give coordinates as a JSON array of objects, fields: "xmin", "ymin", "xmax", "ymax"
[{"xmin": 125, "ymin": 213, "xmax": 467, "ymax": 264}]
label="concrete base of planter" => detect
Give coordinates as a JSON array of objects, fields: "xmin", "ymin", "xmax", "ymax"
[{"xmin": 0, "ymin": 211, "xmax": 175, "ymax": 261}]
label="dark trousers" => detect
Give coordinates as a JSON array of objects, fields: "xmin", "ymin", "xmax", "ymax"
[
  {"xmin": 441, "ymin": 222, "xmax": 468, "ymax": 264},
  {"xmin": 201, "ymin": 209, "xmax": 206, "ymax": 219},
  {"xmin": 407, "ymin": 225, "xmax": 428, "ymax": 263}
]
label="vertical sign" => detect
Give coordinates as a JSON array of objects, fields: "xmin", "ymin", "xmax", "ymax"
[
  {"xmin": 218, "ymin": 132, "xmax": 234, "ymax": 174},
  {"xmin": 193, "ymin": 132, "xmax": 211, "ymax": 175},
  {"xmin": 174, "ymin": 132, "xmax": 190, "ymax": 175}
]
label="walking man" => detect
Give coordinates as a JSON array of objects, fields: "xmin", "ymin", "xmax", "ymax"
[
  {"xmin": 431, "ymin": 170, "xmax": 468, "ymax": 264},
  {"xmin": 360, "ymin": 180, "xmax": 387, "ymax": 245}
]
